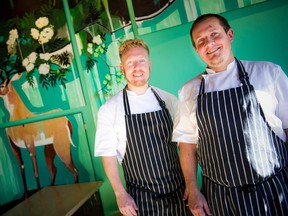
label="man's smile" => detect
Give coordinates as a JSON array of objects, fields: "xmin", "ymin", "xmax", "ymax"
[{"xmin": 207, "ymin": 46, "xmax": 221, "ymax": 55}]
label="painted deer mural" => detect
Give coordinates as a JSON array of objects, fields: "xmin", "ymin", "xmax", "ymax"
[{"xmin": 0, "ymin": 75, "xmax": 79, "ymax": 197}]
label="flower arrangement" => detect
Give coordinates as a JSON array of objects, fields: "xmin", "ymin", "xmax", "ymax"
[
  {"xmin": 31, "ymin": 17, "xmax": 54, "ymax": 44},
  {"xmin": 1, "ymin": 11, "xmax": 72, "ymax": 89},
  {"xmin": 1, "ymin": 1, "xmax": 125, "ymax": 96}
]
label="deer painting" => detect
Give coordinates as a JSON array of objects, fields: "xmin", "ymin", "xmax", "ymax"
[{"xmin": 0, "ymin": 74, "xmax": 79, "ymax": 197}]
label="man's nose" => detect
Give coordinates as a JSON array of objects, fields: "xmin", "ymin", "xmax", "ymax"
[
  {"xmin": 207, "ymin": 37, "xmax": 215, "ymax": 45},
  {"xmin": 133, "ymin": 61, "xmax": 140, "ymax": 68}
]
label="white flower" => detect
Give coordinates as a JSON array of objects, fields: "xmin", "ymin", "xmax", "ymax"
[
  {"xmin": 35, "ymin": 17, "xmax": 49, "ymax": 29},
  {"xmin": 9, "ymin": 29, "xmax": 18, "ymax": 40},
  {"xmin": 41, "ymin": 26, "xmax": 54, "ymax": 39},
  {"xmin": 6, "ymin": 38, "xmax": 14, "ymax": 46},
  {"xmin": 28, "ymin": 52, "xmax": 38, "ymax": 63},
  {"xmin": 31, "ymin": 28, "xmax": 40, "ymax": 40},
  {"xmin": 92, "ymin": 35, "xmax": 102, "ymax": 45},
  {"xmin": 32, "ymin": 18, "xmax": 54, "ymax": 44},
  {"xmin": 7, "ymin": 42, "xmax": 17, "ymax": 56},
  {"xmin": 22, "ymin": 52, "xmax": 37, "ymax": 69},
  {"xmin": 22, "ymin": 58, "xmax": 29, "ymax": 67},
  {"xmin": 39, "ymin": 63, "xmax": 50, "ymax": 75},
  {"xmin": 88, "ymin": 43, "xmax": 93, "ymax": 48},
  {"xmin": 26, "ymin": 63, "xmax": 35, "ymax": 72},
  {"xmin": 87, "ymin": 47, "xmax": 93, "ymax": 54},
  {"xmin": 38, "ymin": 26, "xmax": 54, "ymax": 44},
  {"xmin": 39, "ymin": 53, "xmax": 51, "ymax": 61},
  {"xmin": 87, "ymin": 43, "xmax": 93, "ymax": 54},
  {"xmin": 6, "ymin": 28, "xmax": 18, "ymax": 56},
  {"xmin": 38, "ymin": 35, "xmax": 49, "ymax": 44}
]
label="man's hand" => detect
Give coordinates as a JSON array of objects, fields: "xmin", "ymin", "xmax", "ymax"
[
  {"xmin": 116, "ymin": 191, "xmax": 138, "ymax": 216},
  {"xmin": 183, "ymin": 187, "xmax": 212, "ymax": 216}
]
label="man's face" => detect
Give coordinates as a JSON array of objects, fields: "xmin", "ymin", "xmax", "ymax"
[
  {"xmin": 120, "ymin": 47, "xmax": 151, "ymax": 89},
  {"xmin": 192, "ymin": 17, "xmax": 234, "ymax": 72}
]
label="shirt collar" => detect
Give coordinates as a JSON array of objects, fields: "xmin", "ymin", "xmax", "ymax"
[
  {"xmin": 126, "ymin": 86, "xmax": 152, "ymax": 96},
  {"xmin": 205, "ymin": 59, "xmax": 236, "ymax": 75}
]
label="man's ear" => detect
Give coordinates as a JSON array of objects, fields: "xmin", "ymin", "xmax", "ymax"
[
  {"xmin": 120, "ymin": 64, "xmax": 124, "ymax": 73},
  {"xmin": 227, "ymin": 28, "xmax": 234, "ymax": 42}
]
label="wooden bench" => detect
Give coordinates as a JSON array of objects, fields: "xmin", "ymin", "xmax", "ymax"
[{"xmin": 3, "ymin": 181, "xmax": 103, "ymax": 216}]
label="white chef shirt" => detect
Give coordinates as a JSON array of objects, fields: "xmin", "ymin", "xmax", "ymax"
[
  {"xmin": 94, "ymin": 86, "xmax": 178, "ymax": 163},
  {"xmin": 173, "ymin": 60, "xmax": 288, "ymax": 144}
]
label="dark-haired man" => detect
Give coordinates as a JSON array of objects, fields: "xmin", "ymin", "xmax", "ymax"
[{"xmin": 173, "ymin": 13, "xmax": 288, "ymax": 216}]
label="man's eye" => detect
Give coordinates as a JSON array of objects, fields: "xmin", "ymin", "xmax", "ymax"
[
  {"xmin": 197, "ymin": 40, "xmax": 204, "ymax": 46},
  {"xmin": 126, "ymin": 61, "xmax": 133, "ymax": 66}
]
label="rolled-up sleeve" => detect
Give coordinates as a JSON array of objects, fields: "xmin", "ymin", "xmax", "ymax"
[
  {"xmin": 172, "ymin": 78, "xmax": 201, "ymax": 144},
  {"xmin": 94, "ymin": 92, "xmax": 127, "ymax": 163}
]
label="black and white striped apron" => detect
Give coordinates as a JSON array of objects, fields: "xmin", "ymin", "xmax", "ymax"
[
  {"xmin": 122, "ymin": 87, "xmax": 191, "ymax": 216},
  {"xmin": 196, "ymin": 59, "xmax": 288, "ymax": 216}
]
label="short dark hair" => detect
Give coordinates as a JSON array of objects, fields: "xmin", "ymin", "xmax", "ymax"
[{"xmin": 190, "ymin": 13, "xmax": 231, "ymax": 47}]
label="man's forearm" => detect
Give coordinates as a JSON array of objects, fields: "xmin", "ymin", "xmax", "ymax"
[
  {"xmin": 179, "ymin": 142, "xmax": 199, "ymax": 190},
  {"xmin": 102, "ymin": 156, "xmax": 126, "ymax": 195}
]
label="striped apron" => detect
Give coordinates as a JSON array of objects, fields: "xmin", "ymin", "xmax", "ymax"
[
  {"xmin": 196, "ymin": 59, "xmax": 288, "ymax": 216},
  {"xmin": 122, "ymin": 87, "xmax": 191, "ymax": 216}
]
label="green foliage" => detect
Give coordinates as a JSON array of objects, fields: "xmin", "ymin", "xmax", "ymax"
[
  {"xmin": 26, "ymin": 71, "xmax": 35, "ymax": 87},
  {"xmin": 94, "ymin": 70, "xmax": 125, "ymax": 98},
  {"xmin": 82, "ymin": 3, "xmax": 102, "ymax": 27},
  {"xmin": 39, "ymin": 68, "xmax": 70, "ymax": 89},
  {"xmin": 39, "ymin": 4, "xmax": 54, "ymax": 18},
  {"xmin": 86, "ymin": 57, "xmax": 98, "ymax": 73},
  {"xmin": 45, "ymin": 38, "xmax": 68, "ymax": 53},
  {"xmin": 51, "ymin": 51, "xmax": 71, "ymax": 67},
  {"xmin": 21, "ymin": 12, "xmax": 37, "ymax": 34}
]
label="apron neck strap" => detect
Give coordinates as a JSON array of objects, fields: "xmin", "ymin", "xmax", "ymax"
[
  {"xmin": 199, "ymin": 58, "xmax": 250, "ymax": 94},
  {"xmin": 235, "ymin": 58, "xmax": 250, "ymax": 86},
  {"xmin": 199, "ymin": 72, "xmax": 207, "ymax": 94},
  {"xmin": 123, "ymin": 86, "xmax": 131, "ymax": 115},
  {"xmin": 151, "ymin": 87, "xmax": 167, "ymax": 109}
]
